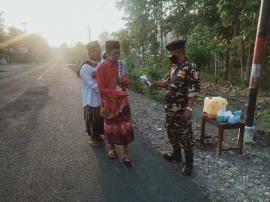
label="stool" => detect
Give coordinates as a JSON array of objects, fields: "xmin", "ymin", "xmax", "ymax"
[{"xmin": 200, "ymin": 115, "xmax": 245, "ymax": 156}]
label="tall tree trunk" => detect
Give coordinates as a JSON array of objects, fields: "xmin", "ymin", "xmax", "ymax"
[
  {"xmin": 214, "ymin": 52, "xmax": 218, "ymax": 77},
  {"xmin": 239, "ymin": 41, "xmax": 246, "ymax": 82},
  {"xmin": 159, "ymin": 2, "xmax": 164, "ymax": 62},
  {"xmin": 154, "ymin": 5, "xmax": 158, "ymax": 62},
  {"xmin": 141, "ymin": 22, "xmax": 145, "ymax": 64},
  {"xmin": 224, "ymin": 49, "xmax": 230, "ymax": 81},
  {"xmin": 244, "ymin": 44, "xmax": 252, "ymax": 83}
]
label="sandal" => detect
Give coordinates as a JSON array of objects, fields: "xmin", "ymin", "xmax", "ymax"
[
  {"xmin": 122, "ymin": 155, "xmax": 132, "ymax": 166},
  {"xmin": 98, "ymin": 135, "xmax": 104, "ymax": 142},
  {"xmin": 107, "ymin": 150, "xmax": 116, "ymax": 159},
  {"xmin": 89, "ymin": 140, "xmax": 101, "ymax": 147}
]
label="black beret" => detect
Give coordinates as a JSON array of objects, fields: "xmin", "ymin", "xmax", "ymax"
[
  {"xmin": 86, "ymin": 40, "xmax": 100, "ymax": 52},
  {"xmin": 106, "ymin": 40, "xmax": 120, "ymax": 52},
  {"xmin": 166, "ymin": 39, "xmax": 186, "ymax": 51}
]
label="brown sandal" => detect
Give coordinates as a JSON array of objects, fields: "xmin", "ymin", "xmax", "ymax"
[
  {"xmin": 122, "ymin": 155, "xmax": 132, "ymax": 166},
  {"xmin": 107, "ymin": 150, "xmax": 116, "ymax": 159},
  {"xmin": 89, "ymin": 140, "xmax": 101, "ymax": 147}
]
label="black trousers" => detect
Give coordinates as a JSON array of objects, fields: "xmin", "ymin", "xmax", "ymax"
[{"xmin": 84, "ymin": 106, "xmax": 104, "ymax": 139}]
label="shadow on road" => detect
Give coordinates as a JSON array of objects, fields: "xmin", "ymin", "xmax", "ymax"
[{"xmin": 90, "ymin": 128, "xmax": 209, "ymax": 202}]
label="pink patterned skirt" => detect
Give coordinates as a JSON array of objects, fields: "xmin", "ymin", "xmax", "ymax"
[{"xmin": 104, "ymin": 104, "xmax": 134, "ymax": 145}]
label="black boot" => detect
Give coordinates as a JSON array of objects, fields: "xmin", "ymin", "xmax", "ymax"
[
  {"xmin": 163, "ymin": 149, "xmax": 182, "ymax": 162},
  {"xmin": 182, "ymin": 151, "xmax": 193, "ymax": 176}
]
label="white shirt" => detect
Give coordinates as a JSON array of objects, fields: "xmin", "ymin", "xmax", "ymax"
[{"xmin": 79, "ymin": 62, "xmax": 101, "ymax": 107}]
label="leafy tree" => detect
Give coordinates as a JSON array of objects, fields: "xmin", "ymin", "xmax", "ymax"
[
  {"xmin": 68, "ymin": 42, "xmax": 88, "ymax": 64},
  {"xmin": 0, "ymin": 12, "xmax": 5, "ymax": 42},
  {"xmin": 24, "ymin": 33, "xmax": 50, "ymax": 62},
  {"xmin": 98, "ymin": 31, "xmax": 111, "ymax": 51},
  {"xmin": 114, "ymin": 0, "xmax": 269, "ymax": 89},
  {"xmin": 112, "ymin": 28, "xmax": 130, "ymax": 56}
]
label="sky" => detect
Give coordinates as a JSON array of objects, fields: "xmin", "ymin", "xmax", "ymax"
[{"xmin": 0, "ymin": 0, "xmax": 126, "ymax": 47}]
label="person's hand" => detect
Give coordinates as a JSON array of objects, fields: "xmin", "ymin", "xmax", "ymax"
[
  {"xmin": 184, "ymin": 108, "xmax": 192, "ymax": 120},
  {"xmin": 140, "ymin": 75, "xmax": 151, "ymax": 86},
  {"xmin": 116, "ymin": 77, "xmax": 122, "ymax": 84}
]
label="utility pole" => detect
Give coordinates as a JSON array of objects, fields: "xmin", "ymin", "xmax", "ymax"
[
  {"xmin": 88, "ymin": 25, "xmax": 91, "ymax": 42},
  {"xmin": 244, "ymin": 0, "xmax": 270, "ymax": 142},
  {"xmin": 21, "ymin": 22, "xmax": 27, "ymax": 33}
]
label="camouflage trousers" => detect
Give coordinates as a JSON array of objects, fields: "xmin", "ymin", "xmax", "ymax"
[{"xmin": 165, "ymin": 110, "xmax": 194, "ymax": 152}]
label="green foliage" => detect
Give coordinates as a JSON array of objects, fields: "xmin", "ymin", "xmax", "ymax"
[
  {"xmin": 200, "ymin": 72, "xmax": 223, "ymax": 83},
  {"xmin": 112, "ymin": 29, "xmax": 131, "ymax": 56},
  {"xmin": 144, "ymin": 63, "xmax": 167, "ymax": 80},
  {"xmin": 127, "ymin": 65, "xmax": 145, "ymax": 93},
  {"xmin": 114, "ymin": 0, "xmax": 269, "ymax": 89},
  {"xmin": 0, "ymin": 14, "xmax": 50, "ymax": 63},
  {"xmin": 0, "ymin": 12, "xmax": 6, "ymax": 42},
  {"xmin": 186, "ymin": 27, "xmax": 214, "ymax": 68},
  {"xmin": 24, "ymin": 34, "xmax": 50, "ymax": 62},
  {"xmin": 68, "ymin": 42, "xmax": 87, "ymax": 64},
  {"xmin": 116, "ymin": 0, "xmax": 167, "ymax": 62},
  {"xmin": 127, "ymin": 60, "xmax": 166, "ymax": 102},
  {"xmin": 258, "ymin": 109, "xmax": 270, "ymax": 133},
  {"xmin": 98, "ymin": 31, "xmax": 111, "ymax": 51}
]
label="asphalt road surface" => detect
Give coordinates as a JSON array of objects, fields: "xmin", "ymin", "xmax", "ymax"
[{"xmin": 0, "ymin": 60, "xmax": 209, "ymax": 202}]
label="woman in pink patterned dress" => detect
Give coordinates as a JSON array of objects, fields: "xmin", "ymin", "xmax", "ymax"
[{"xmin": 96, "ymin": 40, "xmax": 134, "ymax": 164}]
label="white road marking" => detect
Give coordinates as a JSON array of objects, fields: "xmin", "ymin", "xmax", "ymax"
[{"xmin": 37, "ymin": 76, "xmax": 42, "ymax": 80}]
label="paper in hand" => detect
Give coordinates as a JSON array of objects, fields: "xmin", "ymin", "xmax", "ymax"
[{"xmin": 140, "ymin": 75, "xmax": 152, "ymax": 86}]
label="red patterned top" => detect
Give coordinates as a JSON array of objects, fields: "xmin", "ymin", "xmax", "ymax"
[{"xmin": 96, "ymin": 59, "xmax": 129, "ymax": 119}]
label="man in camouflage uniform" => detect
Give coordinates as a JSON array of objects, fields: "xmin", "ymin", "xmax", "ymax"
[{"xmin": 151, "ymin": 39, "xmax": 200, "ymax": 176}]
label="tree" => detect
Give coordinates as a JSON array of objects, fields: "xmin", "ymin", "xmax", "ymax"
[
  {"xmin": 24, "ymin": 33, "xmax": 50, "ymax": 62},
  {"xmin": 112, "ymin": 28, "xmax": 131, "ymax": 56},
  {"xmin": 117, "ymin": 0, "xmax": 170, "ymax": 63},
  {"xmin": 68, "ymin": 42, "xmax": 88, "ymax": 64},
  {"xmin": 114, "ymin": 0, "xmax": 269, "ymax": 89},
  {"xmin": 7, "ymin": 26, "xmax": 24, "ymax": 38},
  {"xmin": 98, "ymin": 31, "xmax": 111, "ymax": 51},
  {"xmin": 0, "ymin": 12, "xmax": 5, "ymax": 42}
]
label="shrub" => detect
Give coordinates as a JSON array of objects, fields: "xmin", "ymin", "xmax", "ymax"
[{"xmin": 258, "ymin": 109, "xmax": 270, "ymax": 133}]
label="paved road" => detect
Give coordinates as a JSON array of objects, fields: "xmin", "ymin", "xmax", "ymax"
[
  {"xmin": 0, "ymin": 60, "xmax": 209, "ymax": 202},
  {"xmin": 0, "ymin": 62, "xmax": 53, "ymax": 110}
]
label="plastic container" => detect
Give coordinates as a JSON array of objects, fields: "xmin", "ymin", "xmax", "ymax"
[
  {"xmin": 203, "ymin": 97, "xmax": 228, "ymax": 119},
  {"xmin": 224, "ymin": 111, "xmax": 233, "ymax": 122},
  {"xmin": 216, "ymin": 106, "xmax": 226, "ymax": 122},
  {"xmin": 228, "ymin": 110, "xmax": 242, "ymax": 124}
]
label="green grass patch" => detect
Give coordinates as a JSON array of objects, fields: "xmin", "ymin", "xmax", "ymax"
[{"xmin": 257, "ymin": 109, "xmax": 270, "ymax": 133}]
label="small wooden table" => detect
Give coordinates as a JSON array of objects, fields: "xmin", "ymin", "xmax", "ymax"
[{"xmin": 200, "ymin": 115, "xmax": 245, "ymax": 156}]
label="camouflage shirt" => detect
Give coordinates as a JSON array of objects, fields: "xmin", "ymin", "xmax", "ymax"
[{"xmin": 165, "ymin": 59, "xmax": 200, "ymax": 113}]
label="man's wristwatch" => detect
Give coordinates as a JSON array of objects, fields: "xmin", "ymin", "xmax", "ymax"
[{"xmin": 186, "ymin": 106, "xmax": 193, "ymax": 111}]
